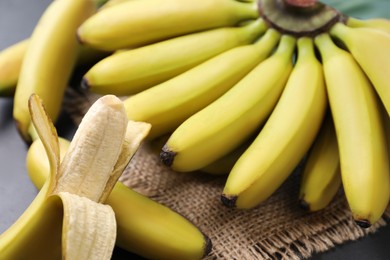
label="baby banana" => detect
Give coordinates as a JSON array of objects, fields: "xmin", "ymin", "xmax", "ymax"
[
  {"xmin": 161, "ymin": 35, "xmax": 295, "ymax": 172},
  {"xmin": 13, "ymin": 0, "xmax": 98, "ymax": 143},
  {"xmin": 330, "ymin": 22, "xmax": 390, "ymax": 117},
  {"xmin": 0, "ymin": 94, "xmax": 138, "ymax": 259},
  {"xmin": 83, "ymin": 20, "xmax": 267, "ymax": 96},
  {"xmin": 0, "ymin": 39, "xmax": 28, "ymax": 96},
  {"xmin": 26, "ymin": 128, "xmax": 212, "ymax": 259},
  {"xmin": 124, "ymin": 27, "xmax": 280, "ymax": 138},
  {"xmin": 315, "ymin": 33, "xmax": 390, "ymax": 228},
  {"xmin": 222, "ymin": 37, "xmax": 327, "ymax": 209},
  {"xmin": 77, "ymin": 0, "xmax": 259, "ymax": 50},
  {"xmin": 299, "ymin": 113, "xmax": 342, "ymax": 212}
]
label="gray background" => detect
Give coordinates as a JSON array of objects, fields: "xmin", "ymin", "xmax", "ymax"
[{"xmin": 0, "ymin": 0, "xmax": 389, "ymax": 259}]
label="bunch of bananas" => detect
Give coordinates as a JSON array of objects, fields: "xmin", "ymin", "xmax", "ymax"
[
  {"xmin": 75, "ymin": 0, "xmax": 390, "ymax": 228},
  {"xmin": 0, "ymin": 0, "xmax": 390, "ymax": 258}
]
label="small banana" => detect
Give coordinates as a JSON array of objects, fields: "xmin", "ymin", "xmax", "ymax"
[
  {"xmin": 83, "ymin": 20, "xmax": 267, "ymax": 96},
  {"xmin": 161, "ymin": 35, "xmax": 295, "ymax": 172},
  {"xmin": 299, "ymin": 113, "xmax": 342, "ymax": 212},
  {"xmin": 13, "ymin": 0, "xmax": 98, "ymax": 143},
  {"xmin": 26, "ymin": 137, "xmax": 212, "ymax": 260},
  {"xmin": 0, "ymin": 39, "xmax": 29, "ymax": 96},
  {"xmin": 124, "ymin": 28, "xmax": 280, "ymax": 138},
  {"xmin": 330, "ymin": 22, "xmax": 390, "ymax": 116},
  {"xmin": 0, "ymin": 94, "xmax": 142, "ymax": 259},
  {"xmin": 77, "ymin": 0, "xmax": 259, "ymax": 50},
  {"xmin": 221, "ymin": 37, "xmax": 327, "ymax": 209},
  {"xmin": 347, "ymin": 17, "xmax": 390, "ymax": 35},
  {"xmin": 315, "ymin": 33, "xmax": 390, "ymax": 228}
]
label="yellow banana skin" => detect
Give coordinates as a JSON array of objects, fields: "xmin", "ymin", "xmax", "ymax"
[
  {"xmin": 13, "ymin": 0, "xmax": 97, "ymax": 143},
  {"xmin": 77, "ymin": 0, "xmax": 259, "ymax": 50},
  {"xmin": 330, "ymin": 22, "xmax": 390, "ymax": 117},
  {"xmin": 299, "ymin": 114, "xmax": 342, "ymax": 212},
  {"xmin": 26, "ymin": 138, "xmax": 211, "ymax": 260},
  {"xmin": 161, "ymin": 35, "xmax": 295, "ymax": 172},
  {"xmin": 347, "ymin": 17, "xmax": 390, "ymax": 35},
  {"xmin": 124, "ymin": 28, "xmax": 280, "ymax": 138},
  {"xmin": 0, "ymin": 39, "xmax": 29, "ymax": 96},
  {"xmin": 222, "ymin": 38, "xmax": 327, "ymax": 209},
  {"xmin": 83, "ymin": 20, "xmax": 267, "ymax": 96},
  {"xmin": 315, "ymin": 33, "xmax": 390, "ymax": 228}
]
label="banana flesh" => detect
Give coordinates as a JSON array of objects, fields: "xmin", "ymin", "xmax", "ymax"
[
  {"xmin": 124, "ymin": 27, "xmax": 280, "ymax": 138},
  {"xmin": 315, "ymin": 33, "xmax": 390, "ymax": 227},
  {"xmin": 77, "ymin": 0, "xmax": 259, "ymax": 50},
  {"xmin": 83, "ymin": 19, "xmax": 267, "ymax": 96},
  {"xmin": 299, "ymin": 114, "xmax": 342, "ymax": 212},
  {"xmin": 1, "ymin": 94, "xmax": 150, "ymax": 259},
  {"xmin": 161, "ymin": 35, "xmax": 295, "ymax": 172},
  {"xmin": 222, "ymin": 37, "xmax": 327, "ymax": 209}
]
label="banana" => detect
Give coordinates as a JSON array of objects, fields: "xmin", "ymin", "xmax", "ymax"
[
  {"xmin": 161, "ymin": 35, "xmax": 296, "ymax": 172},
  {"xmin": 26, "ymin": 136, "xmax": 212, "ymax": 260},
  {"xmin": 330, "ymin": 22, "xmax": 390, "ymax": 116},
  {"xmin": 77, "ymin": 0, "xmax": 259, "ymax": 50},
  {"xmin": 124, "ymin": 28, "xmax": 280, "ymax": 138},
  {"xmin": 299, "ymin": 113, "xmax": 342, "ymax": 212},
  {"xmin": 0, "ymin": 94, "xmax": 145, "ymax": 259},
  {"xmin": 347, "ymin": 17, "xmax": 390, "ymax": 35},
  {"xmin": 83, "ymin": 20, "xmax": 267, "ymax": 96},
  {"xmin": 221, "ymin": 37, "xmax": 327, "ymax": 209},
  {"xmin": 13, "ymin": 0, "xmax": 98, "ymax": 143},
  {"xmin": 315, "ymin": 33, "xmax": 390, "ymax": 228},
  {"xmin": 0, "ymin": 39, "xmax": 29, "ymax": 96}
]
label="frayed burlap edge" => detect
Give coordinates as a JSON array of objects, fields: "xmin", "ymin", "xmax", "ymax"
[{"xmin": 63, "ymin": 88, "xmax": 390, "ymax": 260}]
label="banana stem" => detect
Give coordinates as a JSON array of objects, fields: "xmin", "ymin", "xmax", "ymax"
[{"xmin": 284, "ymin": 0, "xmax": 318, "ymax": 8}]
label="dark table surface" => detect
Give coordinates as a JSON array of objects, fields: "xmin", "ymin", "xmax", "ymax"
[{"xmin": 1, "ymin": 0, "xmax": 389, "ymax": 259}]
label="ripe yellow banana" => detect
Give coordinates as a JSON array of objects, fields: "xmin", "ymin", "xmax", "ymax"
[
  {"xmin": 347, "ymin": 17, "xmax": 390, "ymax": 35},
  {"xmin": 299, "ymin": 113, "xmax": 342, "ymax": 212},
  {"xmin": 77, "ymin": 0, "xmax": 259, "ymax": 50},
  {"xmin": 330, "ymin": 22, "xmax": 390, "ymax": 117},
  {"xmin": 83, "ymin": 19, "xmax": 267, "ymax": 96},
  {"xmin": 222, "ymin": 37, "xmax": 327, "ymax": 209},
  {"xmin": 13, "ymin": 0, "xmax": 98, "ymax": 143},
  {"xmin": 0, "ymin": 39, "xmax": 29, "ymax": 96},
  {"xmin": 315, "ymin": 33, "xmax": 390, "ymax": 228},
  {"xmin": 26, "ymin": 130, "xmax": 212, "ymax": 258},
  {"xmin": 0, "ymin": 94, "xmax": 142, "ymax": 259},
  {"xmin": 124, "ymin": 28, "xmax": 280, "ymax": 138},
  {"xmin": 161, "ymin": 35, "xmax": 295, "ymax": 172}
]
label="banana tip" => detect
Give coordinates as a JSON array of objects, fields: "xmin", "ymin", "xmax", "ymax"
[
  {"xmin": 81, "ymin": 77, "xmax": 90, "ymax": 91},
  {"xmin": 203, "ymin": 235, "xmax": 213, "ymax": 258},
  {"xmin": 220, "ymin": 194, "xmax": 237, "ymax": 208},
  {"xmin": 298, "ymin": 198, "xmax": 311, "ymax": 211},
  {"xmin": 160, "ymin": 145, "xmax": 176, "ymax": 167},
  {"xmin": 355, "ymin": 219, "xmax": 371, "ymax": 229}
]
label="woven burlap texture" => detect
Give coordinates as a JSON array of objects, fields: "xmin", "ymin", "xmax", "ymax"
[{"xmin": 64, "ymin": 89, "xmax": 390, "ymax": 260}]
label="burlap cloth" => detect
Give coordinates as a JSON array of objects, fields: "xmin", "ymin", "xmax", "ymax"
[{"xmin": 64, "ymin": 88, "xmax": 390, "ymax": 260}]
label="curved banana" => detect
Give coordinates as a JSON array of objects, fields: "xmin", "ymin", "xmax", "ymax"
[
  {"xmin": 315, "ymin": 33, "xmax": 390, "ymax": 228},
  {"xmin": 77, "ymin": 0, "xmax": 259, "ymax": 50},
  {"xmin": 0, "ymin": 95, "xmax": 137, "ymax": 259},
  {"xmin": 161, "ymin": 35, "xmax": 295, "ymax": 172},
  {"xmin": 299, "ymin": 113, "xmax": 342, "ymax": 212},
  {"xmin": 83, "ymin": 20, "xmax": 267, "ymax": 96},
  {"xmin": 330, "ymin": 22, "xmax": 390, "ymax": 116},
  {"xmin": 26, "ymin": 134, "xmax": 211, "ymax": 258},
  {"xmin": 124, "ymin": 28, "xmax": 280, "ymax": 138},
  {"xmin": 0, "ymin": 39, "xmax": 29, "ymax": 96},
  {"xmin": 13, "ymin": 0, "xmax": 98, "ymax": 143},
  {"xmin": 347, "ymin": 17, "xmax": 390, "ymax": 35},
  {"xmin": 221, "ymin": 37, "xmax": 327, "ymax": 209}
]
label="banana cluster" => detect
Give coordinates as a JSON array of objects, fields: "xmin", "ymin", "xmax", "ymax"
[
  {"xmin": 75, "ymin": 0, "xmax": 389, "ymax": 228},
  {"xmin": 0, "ymin": 0, "xmax": 390, "ymax": 258}
]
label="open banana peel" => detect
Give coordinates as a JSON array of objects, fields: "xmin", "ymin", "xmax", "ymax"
[{"xmin": 0, "ymin": 94, "xmax": 151, "ymax": 259}]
